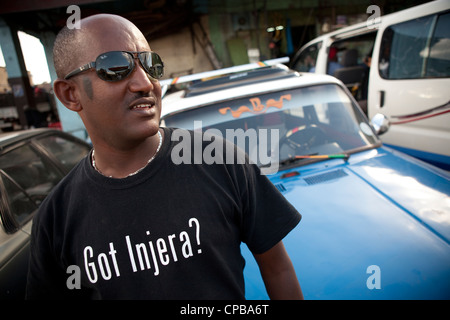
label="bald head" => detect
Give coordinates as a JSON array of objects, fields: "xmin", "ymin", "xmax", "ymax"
[{"xmin": 53, "ymin": 14, "xmax": 148, "ymax": 79}]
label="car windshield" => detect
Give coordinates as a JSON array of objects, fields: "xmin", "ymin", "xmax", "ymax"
[{"xmin": 162, "ymin": 83, "xmax": 379, "ymax": 169}]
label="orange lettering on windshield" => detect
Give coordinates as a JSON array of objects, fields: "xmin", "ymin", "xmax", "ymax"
[{"xmin": 219, "ymin": 94, "xmax": 291, "ymax": 118}]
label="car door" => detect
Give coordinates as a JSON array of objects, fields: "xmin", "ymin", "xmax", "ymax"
[
  {"xmin": 0, "ymin": 132, "xmax": 90, "ymax": 299},
  {"xmin": 368, "ymin": 8, "xmax": 450, "ymax": 168},
  {"xmin": 0, "ymin": 140, "xmax": 64, "ymax": 298}
]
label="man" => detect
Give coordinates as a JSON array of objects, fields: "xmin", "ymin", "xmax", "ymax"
[{"xmin": 26, "ymin": 14, "xmax": 303, "ymax": 299}]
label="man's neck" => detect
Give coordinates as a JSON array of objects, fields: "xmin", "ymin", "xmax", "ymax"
[{"xmin": 91, "ymin": 129, "xmax": 163, "ymax": 179}]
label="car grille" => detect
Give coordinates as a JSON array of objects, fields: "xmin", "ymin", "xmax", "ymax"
[{"xmin": 304, "ymin": 169, "xmax": 348, "ymax": 185}]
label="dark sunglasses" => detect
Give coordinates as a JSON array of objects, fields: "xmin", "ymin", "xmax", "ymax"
[{"xmin": 64, "ymin": 51, "xmax": 164, "ymax": 82}]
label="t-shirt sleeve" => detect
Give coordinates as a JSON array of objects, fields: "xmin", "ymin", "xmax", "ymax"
[{"xmin": 238, "ymin": 158, "xmax": 301, "ymax": 254}]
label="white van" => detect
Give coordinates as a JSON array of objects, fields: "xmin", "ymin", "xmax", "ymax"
[{"xmin": 291, "ymin": 0, "xmax": 450, "ymax": 170}]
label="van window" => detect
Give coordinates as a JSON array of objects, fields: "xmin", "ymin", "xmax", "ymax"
[
  {"xmin": 331, "ymin": 32, "xmax": 376, "ymax": 68},
  {"xmin": 426, "ymin": 12, "xmax": 450, "ymax": 77},
  {"xmin": 292, "ymin": 42, "xmax": 322, "ymax": 72},
  {"xmin": 329, "ymin": 32, "xmax": 376, "ymax": 91},
  {"xmin": 379, "ymin": 12, "xmax": 450, "ymax": 79}
]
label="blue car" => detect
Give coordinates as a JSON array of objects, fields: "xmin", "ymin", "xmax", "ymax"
[{"xmin": 161, "ymin": 63, "xmax": 450, "ymax": 299}]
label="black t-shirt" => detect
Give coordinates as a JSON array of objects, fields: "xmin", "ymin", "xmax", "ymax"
[{"xmin": 26, "ymin": 127, "xmax": 301, "ymax": 299}]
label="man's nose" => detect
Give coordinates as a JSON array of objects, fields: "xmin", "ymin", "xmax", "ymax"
[{"xmin": 128, "ymin": 61, "xmax": 155, "ymax": 92}]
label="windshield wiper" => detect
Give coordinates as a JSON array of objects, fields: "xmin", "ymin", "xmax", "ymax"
[
  {"xmin": 277, "ymin": 153, "xmax": 350, "ymax": 167},
  {"xmin": 295, "ymin": 154, "xmax": 350, "ymax": 160}
]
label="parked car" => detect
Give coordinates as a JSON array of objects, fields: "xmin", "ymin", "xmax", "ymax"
[
  {"xmin": 291, "ymin": 0, "xmax": 450, "ymax": 170},
  {"xmin": 0, "ymin": 128, "xmax": 91, "ymax": 299},
  {"xmin": 161, "ymin": 63, "xmax": 450, "ymax": 299}
]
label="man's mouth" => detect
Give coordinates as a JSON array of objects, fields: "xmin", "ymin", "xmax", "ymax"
[
  {"xmin": 129, "ymin": 96, "xmax": 157, "ymax": 112},
  {"xmin": 131, "ymin": 103, "xmax": 154, "ymax": 110}
]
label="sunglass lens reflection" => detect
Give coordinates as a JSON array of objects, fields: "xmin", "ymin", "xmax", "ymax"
[
  {"xmin": 96, "ymin": 52, "xmax": 134, "ymax": 81},
  {"xmin": 141, "ymin": 52, "xmax": 164, "ymax": 79}
]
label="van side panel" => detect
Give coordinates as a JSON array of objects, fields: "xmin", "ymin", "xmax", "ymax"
[{"xmin": 368, "ymin": 1, "xmax": 450, "ymax": 169}]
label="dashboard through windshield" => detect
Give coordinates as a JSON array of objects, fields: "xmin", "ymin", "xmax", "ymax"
[{"xmin": 162, "ymin": 84, "xmax": 379, "ymax": 168}]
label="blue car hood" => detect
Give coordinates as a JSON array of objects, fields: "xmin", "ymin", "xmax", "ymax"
[{"xmin": 243, "ymin": 147, "xmax": 450, "ymax": 299}]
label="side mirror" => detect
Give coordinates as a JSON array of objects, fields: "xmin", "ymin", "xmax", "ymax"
[{"xmin": 371, "ymin": 113, "xmax": 390, "ymax": 135}]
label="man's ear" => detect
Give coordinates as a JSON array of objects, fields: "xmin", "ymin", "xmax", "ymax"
[{"xmin": 53, "ymin": 79, "xmax": 83, "ymax": 112}]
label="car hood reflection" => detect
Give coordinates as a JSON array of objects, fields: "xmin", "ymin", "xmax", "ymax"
[{"xmin": 242, "ymin": 147, "xmax": 450, "ymax": 299}]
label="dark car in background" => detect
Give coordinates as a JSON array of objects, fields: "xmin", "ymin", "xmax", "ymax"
[{"xmin": 0, "ymin": 129, "xmax": 90, "ymax": 299}]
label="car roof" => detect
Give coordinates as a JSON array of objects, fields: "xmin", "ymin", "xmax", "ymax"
[
  {"xmin": 184, "ymin": 65, "xmax": 298, "ymax": 97},
  {"xmin": 161, "ymin": 66, "xmax": 341, "ymax": 119},
  {"xmin": 0, "ymin": 128, "xmax": 77, "ymax": 151}
]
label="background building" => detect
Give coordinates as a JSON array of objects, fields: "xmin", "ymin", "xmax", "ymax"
[{"xmin": 0, "ymin": 0, "xmax": 430, "ymax": 135}]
